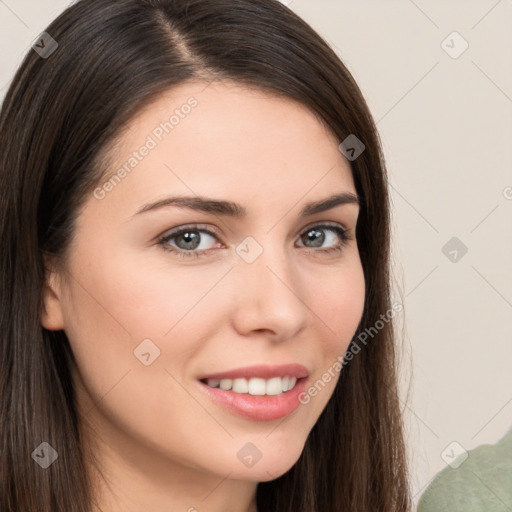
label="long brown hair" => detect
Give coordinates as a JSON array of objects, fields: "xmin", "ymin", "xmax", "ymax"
[{"xmin": 0, "ymin": 0, "xmax": 410, "ymax": 510}]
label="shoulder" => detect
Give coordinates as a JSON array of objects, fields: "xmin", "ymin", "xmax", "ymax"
[{"xmin": 417, "ymin": 429, "xmax": 512, "ymax": 512}]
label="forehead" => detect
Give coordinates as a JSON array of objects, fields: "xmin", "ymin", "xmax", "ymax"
[{"xmin": 92, "ymin": 79, "xmax": 356, "ymax": 219}]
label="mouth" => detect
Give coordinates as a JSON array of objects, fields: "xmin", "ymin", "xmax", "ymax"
[
  {"xmin": 196, "ymin": 364, "xmax": 309, "ymax": 421},
  {"xmin": 200, "ymin": 375, "xmax": 299, "ymax": 396}
]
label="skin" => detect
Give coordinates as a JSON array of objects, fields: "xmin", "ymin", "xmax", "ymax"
[{"xmin": 41, "ymin": 79, "xmax": 365, "ymax": 512}]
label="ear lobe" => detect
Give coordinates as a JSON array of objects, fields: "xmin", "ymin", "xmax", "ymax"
[{"xmin": 41, "ymin": 269, "xmax": 65, "ymax": 331}]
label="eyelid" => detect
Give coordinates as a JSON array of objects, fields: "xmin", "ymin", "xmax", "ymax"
[
  {"xmin": 158, "ymin": 223, "xmax": 222, "ymax": 240},
  {"xmin": 298, "ymin": 219, "xmax": 349, "ymax": 234}
]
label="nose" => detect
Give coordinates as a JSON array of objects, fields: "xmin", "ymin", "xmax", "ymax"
[{"xmin": 229, "ymin": 240, "xmax": 308, "ymax": 341}]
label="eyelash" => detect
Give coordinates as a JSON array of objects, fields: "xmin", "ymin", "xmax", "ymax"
[{"xmin": 156, "ymin": 223, "xmax": 353, "ymax": 259}]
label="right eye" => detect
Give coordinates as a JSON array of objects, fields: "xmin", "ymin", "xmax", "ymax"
[{"xmin": 157, "ymin": 224, "xmax": 222, "ymax": 259}]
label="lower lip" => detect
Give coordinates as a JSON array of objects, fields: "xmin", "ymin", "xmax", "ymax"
[{"xmin": 197, "ymin": 378, "xmax": 308, "ymax": 421}]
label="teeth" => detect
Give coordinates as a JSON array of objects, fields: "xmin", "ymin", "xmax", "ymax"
[
  {"xmin": 266, "ymin": 377, "xmax": 282, "ymax": 396},
  {"xmin": 232, "ymin": 378, "xmax": 249, "ymax": 393},
  {"xmin": 248, "ymin": 377, "xmax": 266, "ymax": 395},
  {"xmin": 219, "ymin": 379, "xmax": 232, "ymax": 390},
  {"xmin": 205, "ymin": 375, "xmax": 298, "ymax": 395}
]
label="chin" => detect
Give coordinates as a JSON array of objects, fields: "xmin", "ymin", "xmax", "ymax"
[{"xmin": 227, "ymin": 444, "xmax": 304, "ymax": 482}]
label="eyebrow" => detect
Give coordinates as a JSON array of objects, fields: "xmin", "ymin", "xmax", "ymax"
[{"xmin": 134, "ymin": 191, "xmax": 360, "ymax": 218}]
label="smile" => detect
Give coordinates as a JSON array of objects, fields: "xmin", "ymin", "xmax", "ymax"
[
  {"xmin": 202, "ymin": 376, "xmax": 298, "ymax": 396},
  {"xmin": 197, "ymin": 363, "xmax": 309, "ymax": 421}
]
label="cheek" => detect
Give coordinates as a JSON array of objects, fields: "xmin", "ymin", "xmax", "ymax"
[
  {"xmin": 65, "ymin": 248, "xmax": 225, "ymax": 338},
  {"xmin": 60, "ymin": 250, "xmax": 235, "ymax": 386},
  {"xmin": 306, "ymin": 258, "xmax": 366, "ymax": 347},
  {"xmin": 59, "ymin": 253, "xmax": 237, "ymax": 462},
  {"xmin": 297, "ymin": 259, "xmax": 365, "ymax": 402}
]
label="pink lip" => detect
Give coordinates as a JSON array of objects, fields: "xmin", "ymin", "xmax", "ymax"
[
  {"xmin": 198, "ymin": 363, "xmax": 309, "ymax": 381},
  {"xmin": 197, "ymin": 376, "xmax": 308, "ymax": 421}
]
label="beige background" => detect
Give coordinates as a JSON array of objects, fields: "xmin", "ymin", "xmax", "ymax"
[{"xmin": 1, "ymin": 0, "xmax": 511, "ymax": 508}]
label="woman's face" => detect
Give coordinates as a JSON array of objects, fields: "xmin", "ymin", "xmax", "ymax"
[{"xmin": 42, "ymin": 80, "xmax": 365, "ymax": 488}]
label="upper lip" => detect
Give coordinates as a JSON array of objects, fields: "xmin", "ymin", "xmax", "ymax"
[{"xmin": 199, "ymin": 364, "xmax": 309, "ymax": 381}]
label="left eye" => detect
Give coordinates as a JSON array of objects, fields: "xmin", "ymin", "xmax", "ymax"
[
  {"xmin": 296, "ymin": 224, "xmax": 349, "ymax": 250},
  {"xmin": 157, "ymin": 223, "xmax": 351, "ymax": 259}
]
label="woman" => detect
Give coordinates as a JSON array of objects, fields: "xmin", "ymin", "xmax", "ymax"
[{"xmin": 0, "ymin": 0, "xmax": 410, "ymax": 510}]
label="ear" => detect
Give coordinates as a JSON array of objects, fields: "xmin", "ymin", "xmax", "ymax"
[{"xmin": 41, "ymin": 263, "xmax": 66, "ymax": 331}]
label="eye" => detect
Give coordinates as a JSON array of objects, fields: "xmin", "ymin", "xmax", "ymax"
[
  {"xmin": 157, "ymin": 224, "xmax": 221, "ymax": 259},
  {"xmin": 296, "ymin": 223, "xmax": 352, "ymax": 254},
  {"xmin": 157, "ymin": 223, "xmax": 352, "ymax": 259}
]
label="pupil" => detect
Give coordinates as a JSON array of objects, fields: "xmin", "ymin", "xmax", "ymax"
[
  {"xmin": 178, "ymin": 231, "xmax": 200, "ymax": 250},
  {"xmin": 305, "ymin": 229, "xmax": 324, "ymax": 248}
]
